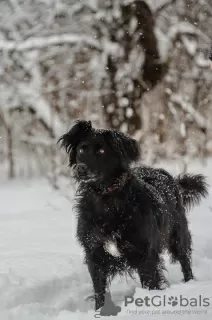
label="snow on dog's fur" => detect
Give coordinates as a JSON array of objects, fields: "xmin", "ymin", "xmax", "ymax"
[{"xmin": 104, "ymin": 240, "xmax": 121, "ymax": 258}]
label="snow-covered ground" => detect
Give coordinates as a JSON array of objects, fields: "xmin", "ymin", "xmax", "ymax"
[{"xmin": 0, "ymin": 160, "xmax": 212, "ymax": 320}]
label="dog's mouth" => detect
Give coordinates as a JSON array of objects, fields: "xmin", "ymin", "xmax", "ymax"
[
  {"xmin": 73, "ymin": 166, "xmax": 98, "ymax": 183},
  {"xmin": 80, "ymin": 174, "xmax": 98, "ymax": 183}
]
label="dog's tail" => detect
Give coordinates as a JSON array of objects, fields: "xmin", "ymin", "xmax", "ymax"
[{"xmin": 177, "ymin": 174, "xmax": 208, "ymax": 210}]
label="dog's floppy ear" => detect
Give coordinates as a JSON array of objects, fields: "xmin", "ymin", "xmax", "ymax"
[
  {"xmin": 58, "ymin": 120, "xmax": 92, "ymax": 165},
  {"xmin": 106, "ymin": 130, "xmax": 140, "ymax": 163}
]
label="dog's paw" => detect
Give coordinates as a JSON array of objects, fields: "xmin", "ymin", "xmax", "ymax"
[
  {"xmin": 143, "ymin": 279, "xmax": 169, "ymax": 290},
  {"xmin": 103, "ymin": 240, "xmax": 121, "ymax": 258},
  {"xmin": 95, "ymin": 291, "xmax": 122, "ymax": 316},
  {"xmin": 160, "ymin": 280, "xmax": 170, "ymax": 290},
  {"xmin": 183, "ymin": 275, "xmax": 195, "ymax": 283},
  {"xmin": 100, "ymin": 304, "xmax": 121, "ymax": 316}
]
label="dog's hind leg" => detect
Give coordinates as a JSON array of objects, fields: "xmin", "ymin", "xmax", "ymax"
[
  {"xmin": 178, "ymin": 251, "xmax": 193, "ymax": 282},
  {"xmin": 137, "ymin": 250, "xmax": 166, "ymax": 290},
  {"xmin": 169, "ymin": 226, "xmax": 193, "ymax": 282}
]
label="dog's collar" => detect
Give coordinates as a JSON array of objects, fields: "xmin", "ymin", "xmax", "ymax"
[{"xmin": 102, "ymin": 172, "xmax": 131, "ymax": 195}]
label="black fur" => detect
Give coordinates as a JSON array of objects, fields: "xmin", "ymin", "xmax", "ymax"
[
  {"xmin": 59, "ymin": 120, "xmax": 208, "ymax": 315},
  {"xmin": 177, "ymin": 174, "xmax": 208, "ymax": 211}
]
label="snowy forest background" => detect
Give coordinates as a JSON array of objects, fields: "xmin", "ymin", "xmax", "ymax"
[{"xmin": 0, "ymin": 0, "xmax": 211, "ymax": 184}]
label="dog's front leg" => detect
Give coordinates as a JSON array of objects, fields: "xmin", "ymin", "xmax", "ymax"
[
  {"xmin": 87, "ymin": 257, "xmax": 108, "ymax": 311},
  {"xmin": 137, "ymin": 249, "xmax": 167, "ymax": 290}
]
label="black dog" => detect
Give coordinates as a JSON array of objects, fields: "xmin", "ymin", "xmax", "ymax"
[{"xmin": 59, "ymin": 120, "xmax": 208, "ymax": 315}]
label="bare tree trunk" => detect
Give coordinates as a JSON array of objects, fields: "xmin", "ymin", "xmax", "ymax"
[
  {"xmin": 100, "ymin": 0, "xmax": 168, "ymax": 134},
  {"xmin": 50, "ymin": 78, "xmax": 58, "ymax": 189}
]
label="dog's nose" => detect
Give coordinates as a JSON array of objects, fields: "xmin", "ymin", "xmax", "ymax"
[{"xmin": 77, "ymin": 164, "xmax": 87, "ymax": 176}]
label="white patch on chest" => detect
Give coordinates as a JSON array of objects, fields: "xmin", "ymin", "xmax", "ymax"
[{"xmin": 103, "ymin": 240, "xmax": 121, "ymax": 258}]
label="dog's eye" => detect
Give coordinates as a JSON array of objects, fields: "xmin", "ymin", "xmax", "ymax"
[
  {"xmin": 98, "ymin": 148, "xmax": 105, "ymax": 154},
  {"xmin": 78, "ymin": 144, "xmax": 87, "ymax": 154}
]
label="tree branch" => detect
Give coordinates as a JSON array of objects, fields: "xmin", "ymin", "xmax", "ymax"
[
  {"xmin": 154, "ymin": 0, "xmax": 177, "ymax": 17},
  {"xmin": 170, "ymin": 94, "xmax": 207, "ymax": 131},
  {"xmin": 0, "ymin": 34, "xmax": 101, "ymax": 52}
]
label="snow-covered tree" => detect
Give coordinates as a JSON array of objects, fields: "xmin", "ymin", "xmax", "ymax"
[
  {"xmin": 0, "ymin": 0, "xmax": 211, "ymax": 178},
  {"xmin": 92, "ymin": 0, "xmax": 169, "ymax": 135},
  {"xmin": 0, "ymin": 0, "xmax": 98, "ymax": 178}
]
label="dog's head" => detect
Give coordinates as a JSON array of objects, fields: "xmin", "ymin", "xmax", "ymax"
[{"xmin": 58, "ymin": 120, "xmax": 140, "ymax": 183}]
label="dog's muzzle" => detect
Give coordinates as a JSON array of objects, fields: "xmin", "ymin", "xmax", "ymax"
[
  {"xmin": 76, "ymin": 164, "xmax": 87, "ymax": 177},
  {"xmin": 75, "ymin": 164, "xmax": 97, "ymax": 181}
]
